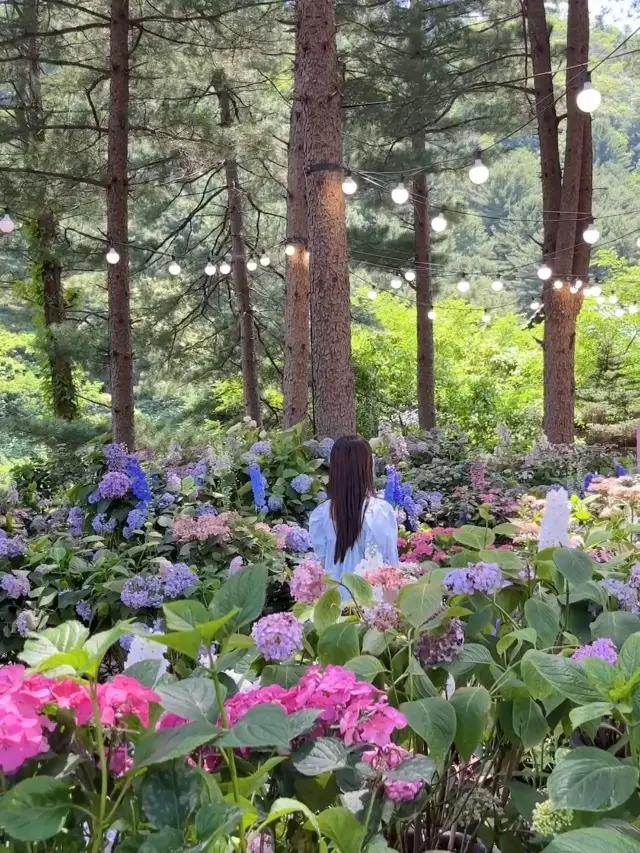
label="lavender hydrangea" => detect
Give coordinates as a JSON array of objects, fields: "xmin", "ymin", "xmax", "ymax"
[
  {"xmin": 416, "ymin": 618, "xmax": 465, "ymax": 668},
  {"xmin": 317, "ymin": 438, "xmax": 334, "ymax": 460},
  {"xmin": 291, "ymin": 473, "xmax": 313, "ymax": 495},
  {"xmin": 166, "ymin": 471, "xmax": 181, "ymax": 492},
  {"xmin": 123, "ymin": 504, "xmax": 148, "ymax": 539},
  {"xmin": 15, "ymin": 611, "xmax": 30, "ymax": 637},
  {"xmin": 444, "ymin": 563, "xmax": 504, "ymax": 596},
  {"xmin": 30, "ymin": 515, "xmax": 48, "ymax": 533},
  {"xmin": 401, "ymin": 483, "xmax": 419, "ymax": 530},
  {"xmin": 0, "ymin": 535, "xmax": 27, "ymax": 558},
  {"xmin": 75, "ymin": 600, "xmax": 92, "ymax": 623},
  {"xmin": 98, "ymin": 471, "xmax": 131, "ymax": 500},
  {"xmin": 286, "ymin": 526, "xmax": 313, "ymax": 552},
  {"xmin": 629, "ymin": 564, "xmax": 640, "ymax": 589},
  {"xmin": 196, "ymin": 503, "xmax": 218, "ymax": 517},
  {"xmin": 247, "ymin": 833, "xmax": 274, "ymax": 853},
  {"xmin": 162, "ymin": 562, "xmax": 198, "ymax": 598},
  {"xmin": 87, "ymin": 488, "xmax": 100, "ymax": 505},
  {"xmin": 121, "ymin": 576, "xmax": 163, "ymax": 609},
  {"xmin": 600, "ymin": 579, "xmax": 639, "ymax": 614},
  {"xmin": 249, "ymin": 463, "xmax": 268, "ymax": 513},
  {"xmin": 157, "ymin": 492, "xmax": 175, "ymax": 510},
  {"xmin": 104, "ymin": 443, "xmax": 128, "ymax": 472},
  {"xmin": 364, "ymin": 603, "xmax": 401, "ymax": 632},
  {"xmin": 267, "ymin": 494, "xmax": 284, "ymax": 513},
  {"xmin": 250, "ymin": 440, "xmax": 272, "ymax": 458},
  {"xmin": 92, "ymin": 513, "xmax": 117, "ymax": 535},
  {"xmin": 573, "ymin": 637, "xmax": 618, "ymax": 665},
  {"xmin": 1, "ymin": 572, "xmax": 30, "ymax": 599},
  {"xmin": 68, "ymin": 506, "xmax": 84, "ymax": 537},
  {"xmin": 316, "ymin": 490, "xmax": 328, "ymax": 504},
  {"xmin": 229, "ymin": 556, "xmax": 244, "ymax": 574},
  {"xmin": 251, "ymin": 612, "xmax": 305, "ymax": 661}
]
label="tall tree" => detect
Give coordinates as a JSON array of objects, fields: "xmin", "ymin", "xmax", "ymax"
[
  {"xmin": 298, "ymin": 0, "xmax": 356, "ymax": 438},
  {"xmin": 413, "ymin": 167, "xmax": 436, "ymax": 430},
  {"xmin": 107, "ymin": 0, "xmax": 135, "ymax": 449}
]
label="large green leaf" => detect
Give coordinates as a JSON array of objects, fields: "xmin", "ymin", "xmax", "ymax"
[
  {"xmin": 261, "ymin": 664, "xmax": 308, "ymax": 688},
  {"xmin": 19, "ymin": 620, "xmax": 89, "ymax": 669},
  {"xmin": 318, "ymin": 623, "xmax": 359, "ymax": 666},
  {"xmin": 313, "ymin": 588, "xmax": 342, "ymax": 633},
  {"xmin": 341, "ymin": 573, "xmax": 374, "ymax": 608},
  {"xmin": 216, "ymin": 704, "xmax": 292, "ymax": 748},
  {"xmin": 570, "ymin": 702, "xmax": 615, "ymax": 728},
  {"xmin": 400, "ymin": 697, "xmax": 456, "ymax": 767},
  {"xmin": 141, "ymin": 760, "xmax": 203, "ymax": 829},
  {"xmin": 512, "ymin": 696, "xmax": 548, "ymax": 748},
  {"xmin": 553, "ymin": 548, "xmax": 593, "ymax": 587},
  {"xmin": 156, "ymin": 677, "xmax": 220, "ymax": 724},
  {"xmin": 619, "ymin": 633, "xmax": 640, "ymax": 679},
  {"xmin": 0, "ymin": 777, "xmax": 71, "ymax": 842},
  {"xmin": 548, "ymin": 748, "xmax": 639, "ymax": 812},
  {"xmin": 345, "ymin": 655, "xmax": 385, "ymax": 682},
  {"xmin": 542, "ymin": 828, "xmax": 640, "ymax": 853},
  {"xmin": 138, "ymin": 828, "xmax": 184, "ymax": 853},
  {"xmin": 525, "ymin": 599, "xmax": 560, "ymax": 649},
  {"xmin": 449, "ymin": 686, "xmax": 491, "ymax": 761},
  {"xmin": 195, "ymin": 802, "xmax": 245, "ymax": 842},
  {"xmin": 292, "ymin": 738, "xmax": 348, "ymax": 776},
  {"xmin": 141, "ymin": 612, "xmax": 238, "ymax": 661},
  {"xmin": 453, "ymin": 525, "xmax": 495, "ymax": 550},
  {"xmin": 209, "ymin": 564, "xmax": 267, "ymax": 632},
  {"xmin": 317, "ymin": 807, "xmax": 365, "ymax": 853},
  {"xmin": 521, "ymin": 650, "xmax": 602, "ymax": 704},
  {"xmin": 479, "ymin": 549, "xmax": 522, "ymax": 571},
  {"xmin": 592, "ymin": 613, "xmax": 640, "ymax": 651},
  {"xmin": 384, "ymin": 755, "xmax": 437, "ymax": 783},
  {"xmin": 134, "ymin": 721, "xmax": 219, "ymax": 768},
  {"xmin": 397, "ymin": 580, "xmax": 442, "ymax": 629},
  {"xmin": 163, "ymin": 599, "xmax": 211, "ymax": 631}
]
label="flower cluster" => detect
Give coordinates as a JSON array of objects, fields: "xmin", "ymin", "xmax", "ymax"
[
  {"xmin": 291, "ymin": 473, "xmax": 313, "ymax": 495},
  {"xmin": 125, "ymin": 456, "xmax": 153, "ymax": 503},
  {"xmin": 469, "ymin": 461, "xmax": 487, "ymax": 493},
  {"xmin": 0, "ymin": 533, "xmax": 27, "ymax": 559},
  {"xmin": 249, "ymin": 463, "xmax": 268, "ymax": 512},
  {"xmin": 92, "ymin": 513, "xmax": 117, "ymax": 535},
  {"xmin": 416, "ymin": 618, "xmax": 465, "ymax": 667},
  {"xmin": 98, "ymin": 471, "xmax": 132, "ymax": 500},
  {"xmin": 121, "ymin": 575, "xmax": 164, "ymax": 610},
  {"xmin": 588, "ymin": 476, "xmax": 640, "ymax": 504},
  {"xmin": 251, "ymin": 612, "xmax": 305, "ymax": 661},
  {"xmin": 250, "ymin": 440, "xmax": 272, "ymax": 458},
  {"xmin": 401, "ymin": 530, "xmax": 447, "ymax": 563},
  {"xmin": 75, "ymin": 600, "xmax": 92, "ymax": 623},
  {"xmin": 364, "ymin": 603, "xmax": 401, "ymax": 632},
  {"xmin": 362, "ymin": 744, "xmax": 423, "ymax": 802},
  {"xmin": 123, "ymin": 504, "xmax": 148, "ymax": 539},
  {"xmin": 267, "ymin": 495, "xmax": 284, "ymax": 513},
  {"xmin": 573, "ymin": 637, "xmax": 618, "ymax": 664},
  {"xmin": 1, "ymin": 572, "xmax": 30, "ymax": 599},
  {"xmin": 444, "ymin": 562, "xmax": 504, "ymax": 596},
  {"xmin": 290, "ymin": 559, "xmax": 327, "ymax": 604},
  {"xmin": 531, "ymin": 800, "xmax": 574, "ymax": 837},
  {"xmin": 271, "ymin": 523, "xmax": 313, "ymax": 552},
  {"xmin": 600, "ymin": 579, "xmax": 640, "ymax": 614},
  {"xmin": 172, "ymin": 512, "xmax": 233, "ymax": 543},
  {"xmin": 67, "ymin": 506, "xmax": 84, "ymax": 537},
  {"xmin": 384, "ymin": 466, "xmax": 404, "ymax": 506},
  {"xmin": 104, "ymin": 442, "xmax": 128, "ymax": 472},
  {"xmin": 160, "ymin": 561, "xmax": 198, "ymax": 599}
]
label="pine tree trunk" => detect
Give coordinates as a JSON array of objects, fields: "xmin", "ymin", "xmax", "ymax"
[
  {"xmin": 413, "ymin": 171, "xmax": 436, "ymax": 431},
  {"xmin": 215, "ymin": 75, "xmax": 262, "ymax": 425},
  {"xmin": 107, "ymin": 0, "xmax": 134, "ymax": 450},
  {"xmin": 283, "ymin": 24, "xmax": 310, "ymax": 429},
  {"xmin": 298, "ymin": 0, "xmax": 356, "ymax": 439}
]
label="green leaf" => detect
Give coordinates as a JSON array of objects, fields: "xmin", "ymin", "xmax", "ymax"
[
  {"xmin": 405, "ymin": 657, "xmax": 438, "ymax": 699},
  {"xmin": 141, "ymin": 760, "xmax": 203, "ymax": 829},
  {"xmin": 548, "ymin": 747, "xmax": 639, "ymax": 812},
  {"xmin": 318, "ymin": 623, "xmax": 360, "ymax": 666},
  {"xmin": 449, "ymin": 686, "xmax": 491, "ymax": 761},
  {"xmin": 258, "ymin": 797, "xmax": 321, "ymax": 836},
  {"xmin": 570, "ymin": 702, "xmax": 615, "ymax": 728},
  {"xmin": 141, "ymin": 612, "xmax": 238, "ymax": 661},
  {"xmin": 125, "ymin": 659, "xmax": 166, "ymax": 688},
  {"xmin": 344, "ymin": 655, "xmax": 385, "ymax": 682},
  {"xmin": 261, "ymin": 664, "xmax": 308, "ymax": 688},
  {"xmin": 138, "ymin": 828, "xmax": 184, "ymax": 853},
  {"xmin": 512, "ymin": 696, "xmax": 549, "ymax": 748},
  {"xmin": 493, "ymin": 523, "xmax": 519, "ymax": 536},
  {"xmin": 619, "ymin": 633, "xmax": 640, "ymax": 679},
  {"xmin": 445, "ymin": 643, "xmax": 494, "ymax": 677},
  {"xmin": 217, "ymin": 704, "xmax": 292, "ymax": 748},
  {"xmin": 362, "ymin": 628, "xmax": 389, "ymax": 656},
  {"xmin": 163, "ymin": 599, "xmax": 211, "ymax": 631},
  {"xmin": 19, "ymin": 620, "xmax": 89, "ymax": 668},
  {"xmin": 453, "ymin": 525, "xmax": 495, "ymax": 550},
  {"xmin": 313, "ymin": 588, "xmax": 342, "ymax": 633},
  {"xmin": 521, "ymin": 650, "xmax": 602, "ymax": 704},
  {"xmin": 0, "ymin": 777, "xmax": 71, "ymax": 842},
  {"xmin": 156, "ymin": 678, "xmax": 220, "ymax": 724},
  {"xmin": 292, "ymin": 738, "xmax": 348, "ymax": 776},
  {"xmin": 584, "ymin": 529, "xmax": 612, "ymax": 549},
  {"xmin": 592, "ymin": 612, "xmax": 640, "ymax": 649},
  {"xmin": 317, "ymin": 807, "xmax": 365, "ymax": 853},
  {"xmin": 508, "ymin": 781, "xmax": 545, "ymax": 822},
  {"xmin": 541, "ymin": 828, "xmax": 640, "ymax": 853},
  {"xmin": 236, "ymin": 757, "xmax": 287, "ymax": 797},
  {"xmin": 479, "ymin": 549, "xmax": 522, "ymax": 571},
  {"xmin": 134, "ymin": 721, "xmax": 219, "ymax": 768},
  {"xmin": 341, "ymin": 573, "xmax": 374, "ymax": 608},
  {"xmin": 288, "ymin": 709, "xmax": 322, "ymax": 740},
  {"xmin": 82, "ymin": 624, "xmax": 128, "ymax": 676},
  {"xmin": 525, "ymin": 599, "xmax": 560, "ymax": 649},
  {"xmin": 397, "ymin": 580, "xmax": 442, "ymax": 628},
  {"xmin": 384, "ymin": 755, "xmax": 437, "ymax": 784},
  {"xmin": 195, "ymin": 802, "xmax": 244, "ymax": 842},
  {"xmin": 400, "ymin": 697, "xmax": 456, "ymax": 767},
  {"xmin": 209, "ymin": 564, "xmax": 268, "ymax": 632},
  {"xmin": 553, "ymin": 548, "xmax": 593, "ymax": 587}
]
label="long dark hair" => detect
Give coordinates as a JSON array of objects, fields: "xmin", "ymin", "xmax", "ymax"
[{"xmin": 328, "ymin": 435, "xmax": 375, "ymax": 564}]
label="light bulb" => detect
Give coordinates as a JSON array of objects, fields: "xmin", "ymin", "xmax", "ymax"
[
  {"xmin": 575, "ymin": 279, "xmax": 583, "ymax": 289},
  {"xmin": 583, "ymin": 286, "xmax": 593, "ymax": 297},
  {"xmin": 537, "ymin": 264, "xmax": 552, "ymax": 281},
  {"xmin": 577, "ymin": 76, "xmax": 602, "ymax": 113},
  {"xmin": 205, "ymin": 261, "xmax": 216, "ymax": 276},
  {"xmin": 367, "ymin": 289, "xmax": 377, "ymax": 301},
  {"xmin": 285, "ymin": 243, "xmax": 296, "ymax": 256},
  {"xmin": 342, "ymin": 173, "xmax": 357, "ymax": 195},
  {"xmin": 168, "ymin": 258, "xmax": 181, "ymax": 276},
  {"xmin": 404, "ymin": 270, "xmax": 416, "ymax": 282},
  {"xmin": 596, "ymin": 295, "xmax": 606, "ymax": 305},
  {"xmin": 553, "ymin": 279, "xmax": 564, "ymax": 290},
  {"xmin": 469, "ymin": 153, "xmax": 489, "ymax": 185},
  {"xmin": 391, "ymin": 182, "xmax": 409, "ymax": 205},
  {"xmin": 427, "ymin": 309, "xmax": 436, "ymax": 320},
  {"xmin": 637, "ymin": 237, "xmax": 640, "ymax": 249},
  {"xmin": 615, "ymin": 307, "xmax": 625, "ymax": 318},
  {"xmin": 457, "ymin": 277, "xmax": 470, "ymax": 293},
  {"xmin": 583, "ymin": 218, "xmax": 600, "ymax": 245},
  {"xmin": 0, "ymin": 212, "xmax": 15, "ymax": 234},
  {"xmin": 530, "ymin": 300, "xmax": 541, "ymax": 311},
  {"xmin": 220, "ymin": 260, "xmax": 231, "ymax": 275},
  {"xmin": 260, "ymin": 253, "xmax": 270, "ymax": 267},
  {"xmin": 569, "ymin": 285, "xmax": 579, "ymax": 294},
  {"xmin": 482, "ymin": 312, "xmax": 491, "ymax": 324},
  {"xmin": 432, "ymin": 211, "xmax": 447, "ymax": 233},
  {"xmin": 628, "ymin": 305, "xmax": 638, "ymax": 315},
  {"xmin": 390, "ymin": 277, "xmax": 402, "ymax": 290},
  {"xmin": 106, "ymin": 246, "xmax": 120, "ymax": 265},
  {"xmin": 247, "ymin": 258, "xmax": 257, "ymax": 271},
  {"xmin": 608, "ymin": 294, "xmax": 618, "ymax": 304},
  {"xmin": 590, "ymin": 284, "xmax": 602, "ymax": 297},
  {"xmin": 491, "ymin": 279, "xmax": 503, "ymax": 292}
]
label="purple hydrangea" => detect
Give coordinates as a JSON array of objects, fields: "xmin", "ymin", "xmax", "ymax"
[
  {"xmin": 248, "ymin": 833, "xmax": 274, "ymax": 853},
  {"xmin": 364, "ymin": 603, "xmax": 401, "ymax": 632},
  {"xmin": 229, "ymin": 556, "xmax": 244, "ymax": 574},
  {"xmin": 15, "ymin": 611, "xmax": 30, "ymax": 637},
  {"xmin": 600, "ymin": 579, "xmax": 639, "ymax": 614},
  {"xmin": 92, "ymin": 513, "xmax": 117, "ymax": 535},
  {"xmin": 583, "ymin": 473, "xmax": 595, "ymax": 493},
  {"xmin": 98, "ymin": 471, "xmax": 131, "ymax": 500},
  {"xmin": 30, "ymin": 515, "xmax": 48, "ymax": 533},
  {"xmin": 519, "ymin": 565, "xmax": 536, "ymax": 583},
  {"xmin": 286, "ymin": 526, "xmax": 313, "ymax": 552},
  {"xmin": 119, "ymin": 633, "xmax": 134, "ymax": 652},
  {"xmin": 87, "ymin": 489, "xmax": 100, "ymax": 505},
  {"xmin": 166, "ymin": 471, "xmax": 181, "ymax": 492},
  {"xmin": 291, "ymin": 473, "xmax": 313, "ymax": 495},
  {"xmin": 401, "ymin": 483, "xmax": 419, "ymax": 531},
  {"xmin": 615, "ymin": 464, "xmax": 628, "ymax": 477},
  {"xmin": 1, "ymin": 572, "xmax": 30, "ymax": 599},
  {"xmin": 75, "ymin": 600, "xmax": 92, "ymax": 623},
  {"xmin": 316, "ymin": 491, "xmax": 328, "ymax": 504},
  {"xmin": 121, "ymin": 576, "xmax": 163, "ymax": 610},
  {"xmin": 249, "ymin": 463, "xmax": 268, "ymax": 513},
  {"xmin": 68, "ymin": 506, "xmax": 84, "ymax": 537},
  {"xmin": 629, "ymin": 565, "xmax": 640, "ymax": 589},
  {"xmin": 104, "ymin": 443, "xmax": 128, "ymax": 472},
  {"xmin": 444, "ymin": 563, "xmax": 504, "ymax": 596},
  {"xmin": 196, "ymin": 503, "xmax": 218, "ymax": 517},
  {"xmin": 251, "ymin": 612, "xmax": 305, "ymax": 661},
  {"xmin": 416, "ymin": 618, "xmax": 465, "ymax": 668},
  {"xmin": 425, "ymin": 492, "xmax": 443, "ymax": 510},
  {"xmin": 157, "ymin": 492, "xmax": 175, "ymax": 510},
  {"xmin": 0, "ymin": 535, "xmax": 27, "ymax": 558},
  {"xmin": 123, "ymin": 504, "xmax": 148, "ymax": 539},
  {"xmin": 317, "ymin": 438, "xmax": 334, "ymax": 460},
  {"xmin": 162, "ymin": 562, "xmax": 198, "ymax": 598},
  {"xmin": 267, "ymin": 495, "xmax": 284, "ymax": 513},
  {"xmin": 573, "ymin": 637, "xmax": 618, "ymax": 665},
  {"xmin": 250, "ymin": 441, "xmax": 272, "ymax": 458}
]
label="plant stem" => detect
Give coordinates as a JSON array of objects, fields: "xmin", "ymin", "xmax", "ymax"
[
  {"xmin": 211, "ymin": 667, "xmax": 247, "ymax": 853},
  {"xmin": 90, "ymin": 683, "xmax": 108, "ymax": 853}
]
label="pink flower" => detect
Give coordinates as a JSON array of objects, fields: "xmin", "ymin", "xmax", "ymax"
[
  {"xmin": 158, "ymin": 713, "xmax": 189, "ymax": 729},
  {"xmin": 0, "ymin": 666, "xmax": 56, "ymax": 773},
  {"xmin": 340, "ymin": 701, "xmax": 407, "ymax": 747},
  {"xmin": 364, "ymin": 566, "xmax": 413, "ymax": 602},
  {"xmin": 362, "ymin": 744, "xmax": 423, "ymax": 801},
  {"xmin": 49, "ymin": 679, "xmax": 93, "ymax": 726},
  {"xmin": 108, "ymin": 745, "xmax": 133, "ymax": 776},
  {"xmin": 172, "ymin": 512, "xmax": 234, "ymax": 543},
  {"xmin": 290, "ymin": 559, "xmax": 327, "ymax": 604},
  {"xmin": 97, "ymin": 675, "xmax": 160, "ymax": 728},
  {"xmin": 224, "ymin": 684, "xmax": 294, "ymax": 728},
  {"xmin": 384, "ymin": 778, "xmax": 423, "ymax": 802}
]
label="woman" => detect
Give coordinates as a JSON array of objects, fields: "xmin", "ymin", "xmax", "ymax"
[{"xmin": 309, "ymin": 435, "xmax": 398, "ymax": 582}]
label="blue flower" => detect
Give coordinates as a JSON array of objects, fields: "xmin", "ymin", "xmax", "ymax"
[
  {"xmin": 98, "ymin": 471, "xmax": 131, "ymax": 500},
  {"xmin": 316, "ymin": 491, "xmax": 328, "ymax": 504},
  {"xmin": 384, "ymin": 466, "xmax": 403, "ymax": 506},
  {"xmin": 162, "ymin": 562, "xmax": 198, "ymax": 599},
  {"xmin": 121, "ymin": 576, "xmax": 163, "ymax": 609},
  {"xmin": 250, "ymin": 440, "xmax": 272, "ymax": 458},
  {"xmin": 286, "ymin": 526, "xmax": 313, "ymax": 552},
  {"xmin": 267, "ymin": 495, "xmax": 284, "ymax": 512},
  {"xmin": 157, "ymin": 492, "xmax": 175, "ymax": 510},
  {"xmin": 196, "ymin": 503, "xmax": 218, "ymax": 517},
  {"xmin": 92, "ymin": 513, "xmax": 117, "ymax": 535},
  {"xmin": 317, "ymin": 438, "xmax": 334, "ymax": 460},
  {"xmin": 291, "ymin": 473, "xmax": 313, "ymax": 495},
  {"xmin": 123, "ymin": 503, "xmax": 148, "ymax": 539},
  {"xmin": 103, "ymin": 443, "xmax": 128, "ymax": 472},
  {"xmin": 249, "ymin": 463, "xmax": 268, "ymax": 512},
  {"xmin": 126, "ymin": 457, "xmax": 152, "ymax": 503},
  {"xmin": 616, "ymin": 463, "xmax": 628, "ymax": 477},
  {"xmin": 75, "ymin": 600, "xmax": 92, "ymax": 623},
  {"xmin": 67, "ymin": 506, "xmax": 84, "ymax": 537}
]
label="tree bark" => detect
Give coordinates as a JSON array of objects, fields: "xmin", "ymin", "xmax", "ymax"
[
  {"xmin": 298, "ymin": 0, "xmax": 356, "ymax": 439},
  {"xmin": 413, "ymin": 170, "xmax": 436, "ymax": 431},
  {"xmin": 283, "ymin": 20, "xmax": 310, "ymax": 429},
  {"xmin": 107, "ymin": 0, "xmax": 135, "ymax": 449},
  {"xmin": 215, "ymin": 74, "xmax": 262, "ymax": 425}
]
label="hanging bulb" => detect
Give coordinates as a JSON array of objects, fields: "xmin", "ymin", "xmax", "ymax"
[
  {"xmin": 628, "ymin": 305, "xmax": 638, "ymax": 315},
  {"xmin": 577, "ymin": 73, "xmax": 602, "ymax": 113},
  {"xmin": 260, "ymin": 252, "xmax": 270, "ymax": 267},
  {"xmin": 367, "ymin": 289, "xmax": 377, "ymax": 301},
  {"xmin": 427, "ymin": 308, "xmax": 437, "ymax": 320},
  {"xmin": 615, "ymin": 307, "xmax": 625, "ymax": 318},
  {"xmin": 0, "ymin": 211, "xmax": 15, "ymax": 234},
  {"xmin": 106, "ymin": 245, "xmax": 120, "ymax": 265},
  {"xmin": 468, "ymin": 151, "xmax": 489, "ymax": 185},
  {"xmin": 391, "ymin": 181, "xmax": 409, "ymax": 205},
  {"xmin": 537, "ymin": 264, "xmax": 552, "ymax": 281},
  {"xmin": 530, "ymin": 300, "xmax": 541, "ymax": 311},
  {"xmin": 390, "ymin": 277, "xmax": 402, "ymax": 290},
  {"xmin": 575, "ymin": 279, "xmax": 584, "ymax": 289},
  {"xmin": 432, "ymin": 210, "xmax": 448, "ymax": 233},
  {"xmin": 608, "ymin": 294, "xmax": 618, "ymax": 304},
  {"xmin": 491, "ymin": 279, "xmax": 503, "ymax": 292},
  {"xmin": 590, "ymin": 284, "xmax": 602, "ymax": 297},
  {"xmin": 596, "ymin": 295, "xmax": 606, "ymax": 305},
  {"xmin": 204, "ymin": 258, "xmax": 216, "ymax": 276},
  {"xmin": 285, "ymin": 243, "xmax": 296, "ymax": 257},
  {"xmin": 553, "ymin": 279, "xmax": 564, "ymax": 290},
  {"xmin": 457, "ymin": 276, "xmax": 470, "ymax": 293},
  {"xmin": 168, "ymin": 256, "xmax": 181, "ymax": 276},
  {"xmin": 404, "ymin": 270, "xmax": 416, "ymax": 282},
  {"xmin": 482, "ymin": 310, "xmax": 491, "ymax": 324},
  {"xmin": 569, "ymin": 284, "xmax": 579, "ymax": 294},
  {"xmin": 583, "ymin": 217, "xmax": 600, "ymax": 245},
  {"xmin": 342, "ymin": 171, "xmax": 357, "ymax": 195},
  {"xmin": 247, "ymin": 257, "xmax": 257, "ymax": 271},
  {"xmin": 219, "ymin": 259, "xmax": 231, "ymax": 275}
]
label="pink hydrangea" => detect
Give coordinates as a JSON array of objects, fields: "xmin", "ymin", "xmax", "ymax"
[
  {"xmin": 108, "ymin": 745, "xmax": 133, "ymax": 776},
  {"xmin": 224, "ymin": 684, "xmax": 295, "ymax": 728},
  {"xmin": 0, "ymin": 667, "xmax": 54, "ymax": 773},
  {"xmin": 365, "ymin": 566, "xmax": 413, "ymax": 591},
  {"xmin": 96, "ymin": 675, "xmax": 160, "ymax": 727},
  {"xmin": 172, "ymin": 512, "xmax": 233, "ymax": 543},
  {"xmin": 384, "ymin": 778, "xmax": 423, "ymax": 802},
  {"xmin": 290, "ymin": 559, "xmax": 327, "ymax": 604},
  {"xmin": 362, "ymin": 744, "xmax": 424, "ymax": 802},
  {"xmin": 340, "ymin": 700, "xmax": 407, "ymax": 747}
]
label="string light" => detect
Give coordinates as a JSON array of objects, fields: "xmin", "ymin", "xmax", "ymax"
[
  {"xmin": 390, "ymin": 277, "xmax": 402, "ymax": 289},
  {"xmin": 219, "ymin": 259, "xmax": 231, "ymax": 275},
  {"xmin": 432, "ymin": 210, "xmax": 448, "ymax": 233},
  {"xmin": 106, "ymin": 245, "xmax": 120, "ymax": 265},
  {"xmin": 404, "ymin": 270, "xmax": 416, "ymax": 282},
  {"xmin": 530, "ymin": 299, "xmax": 541, "ymax": 310},
  {"xmin": 168, "ymin": 256, "xmax": 181, "ymax": 276},
  {"xmin": 260, "ymin": 251, "xmax": 271, "ymax": 267},
  {"xmin": 0, "ymin": 211, "xmax": 15, "ymax": 234},
  {"xmin": 285, "ymin": 243, "xmax": 296, "ymax": 256},
  {"xmin": 391, "ymin": 181, "xmax": 410, "ymax": 205},
  {"xmin": 457, "ymin": 275, "xmax": 470, "ymax": 293},
  {"xmin": 583, "ymin": 217, "xmax": 600, "ymax": 244},
  {"xmin": 491, "ymin": 279, "xmax": 503, "ymax": 292},
  {"xmin": 608, "ymin": 294, "xmax": 618, "ymax": 304},
  {"xmin": 342, "ymin": 171, "xmax": 358, "ymax": 195},
  {"xmin": 468, "ymin": 151, "xmax": 489, "ymax": 185},
  {"xmin": 204, "ymin": 256, "xmax": 216, "ymax": 276},
  {"xmin": 367, "ymin": 288, "xmax": 377, "ymax": 300},
  {"xmin": 427, "ymin": 308, "xmax": 437, "ymax": 320},
  {"xmin": 590, "ymin": 284, "xmax": 602, "ymax": 297},
  {"xmin": 247, "ymin": 257, "xmax": 257, "ymax": 271},
  {"xmin": 537, "ymin": 264, "xmax": 552, "ymax": 281},
  {"xmin": 553, "ymin": 279, "xmax": 564, "ymax": 290},
  {"xmin": 577, "ymin": 73, "xmax": 602, "ymax": 113}
]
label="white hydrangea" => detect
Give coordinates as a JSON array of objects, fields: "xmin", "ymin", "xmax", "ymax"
[
  {"xmin": 354, "ymin": 546, "xmax": 385, "ymax": 602},
  {"xmin": 125, "ymin": 633, "xmax": 169, "ymax": 676},
  {"xmin": 538, "ymin": 487, "xmax": 572, "ymax": 551}
]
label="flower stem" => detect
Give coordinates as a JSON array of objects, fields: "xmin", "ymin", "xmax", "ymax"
[
  {"xmin": 211, "ymin": 667, "xmax": 247, "ymax": 853},
  {"xmin": 90, "ymin": 683, "xmax": 108, "ymax": 853}
]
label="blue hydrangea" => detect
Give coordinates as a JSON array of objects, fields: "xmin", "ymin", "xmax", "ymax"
[
  {"xmin": 286, "ymin": 526, "xmax": 313, "ymax": 552},
  {"xmin": 582, "ymin": 473, "xmax": 595, "ymax": 492},
  {"xmin": 166, "ymin": 471, "xmax": 181, "ymax": 492},
  {"xmin": 401, "ymin": 483, "xmax": 419, "ymax": 530},
  {"xmin": 125, "ymin": 457, "xmax": 152, "ymax": 503},
  {"xmin": 75, "ymin": 600, "xmax": 92, "ymax": 623},
  {"xmin": 444, "ymin": 563, "xmax": 504, "ymax": 596},
  {"xmin": 291, "ymin": 473, "xmax": 313, "ymax": 495},
  {"xmin": 0, "ymin": 535, "xmax": 27, "ymax": 558},
  {"xmin": 384, "ymin": 466, "xmax": 403, "ymax": 506},
  {"xmin": 88, "ymin": 488, "xmax": 100, "ymax": 504},
  {"xmin": 425, "ymin": 491, "xmax": 443, "ymax": 510},
  {"xmin": 250, "ymin": 440, "xmax": 272, "ymax": 458},
  {"xmin": 68, "ymin": 506, "xmax": 83, "ymax": 537},
  {"xmin": 123, "ymin": 503, "xmax": 148, "ymax": 539},
  {"xmin": 98, "ymin": 471, "xmax": 131, "ymax": 500},
  {"xmin": 318, "ymin": 438, "xmax": 334, "ymax": 460},
  {"xmin": 15, "ymin": 611, "xmax": 30, "ymax": 637},
  {"xmin": 616, "ymin": 463, "xmax": 628, "ymax": 477},
  {"xmin": 121, "ymin": 576, "xmax": 163, "ymax": 609},
  {"xmin": 249, "ymin": 463, "xmax": 268, "ymax": 512},
  {"xmin": 157, "ymin": 492, "xmax": 175, "ymax": 510},
  {"xmin": 316, "ymin": 491, "xmax": 328, "ymax": 504},
  {"xmin": 267, "ymin": 495, "xmax": 284, "ymax": 512},
  {"xmin": 30, "ymin": 515, "xmax": 48, "ymax": 533},
  {"xmin": 103, "ymin": 443, "xmax": 128, "ymax": 472},
  {"xmin": 92, "ymin": 513, "xmax": 117, "ymax": 535},
  {"xmin": 196, "ymin": 503, "xmax": 218, "ymax": 517},
  {"xmin": 162, "ymin": 562, "xmax": 198, "ymax": 598},
  {"xmin": 600, "ymin": 579, "xmax": 639, "ymax": 613},
  {"xmin": 1, "ymin": 573, "xmax": 30, "ymax": 598}
]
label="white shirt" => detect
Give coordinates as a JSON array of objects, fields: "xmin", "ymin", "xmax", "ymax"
[{"xmin": 308, "ymin": 497, "xmax": 399, "ymax": 582}]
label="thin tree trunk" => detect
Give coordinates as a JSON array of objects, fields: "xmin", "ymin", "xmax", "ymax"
[
  {"xmin": 283, "ymin": 21, "xmax": 310, "ymax": 429},
  {"xmin": 107, "ymin": 0, "xmax": 134, "ymax": 449},
  {"xmin": 413, "ymin": 170, "xmax": 436, "ymax": 431},
  {"xmin": 298, "ymin": 0, "xmax": 356, "ymax": 439},
  {"xmin": 215, "ymin": 74, "xmax": 262, "ymax": 425}
]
